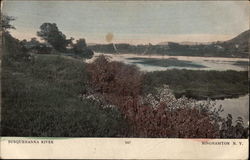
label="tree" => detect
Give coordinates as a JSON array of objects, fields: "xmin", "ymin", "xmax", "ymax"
[
  {"xmin": 1, "ymin": 15, "xmax": 29, "ymax": 60},
  {"xmin": 0, "ymin": 15, "xmax": 15, "ymax": 32},
  {"xmin": 82, "ymin": 48, "xmax": 94, "ymax": 59},
  {"xmin": 73, "ymin": 39, "xmax": 87, "ymax": 53},
  {"xmin": 73, "ymin": 38, "xmax": 94, "ymax": 59},
  {"xmin": 37, "ymin": 23, "xmax": 71, "ymax": 52},
  {"xmin": 29, "ymin": 38, "xmax": 40, "ymax": 47}
]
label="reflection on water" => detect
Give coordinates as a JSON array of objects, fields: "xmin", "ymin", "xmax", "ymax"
[{"xmin": 88, "ymin": 53, "xmax": 249, "ymax": 72}]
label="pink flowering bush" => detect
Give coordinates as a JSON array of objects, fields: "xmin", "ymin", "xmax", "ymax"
[{"xmin": 86, "ymin": 55, "xmax": 248, "ymax": 138}]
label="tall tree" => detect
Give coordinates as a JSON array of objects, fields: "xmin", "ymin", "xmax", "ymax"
[
  {"xmin": 37, "ymin": 23, "xmax": 71, "ymax": 52},
  {"xmin": 73, "ymin": 38, "xmax": 87, "ymax": 53},
  {"xmin": 73, "ymin": 38, "xmax": 94, "ymax": 59},
  {"xmin": 0, "ymin": 15, "xmax": 15, "ymax": 32},
  {"xmin": 1, "ymin": 15, "xmax": 29, "ymax": 59}
]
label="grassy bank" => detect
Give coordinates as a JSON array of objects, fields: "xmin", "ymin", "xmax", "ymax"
[
  {"xmin": 144, "ymin": 69, "xmax": 249, "ymax": 100},
  {"xmin": 1, "ymin": 54, "xmax": 129, "ymax": 137},
  {"xmin": 1, "ymin": 28, "xmax": 248, "ymax": 138},
  {"xmin": 1, "ymin": 53, "xmax": 248, "ymax": 138}
]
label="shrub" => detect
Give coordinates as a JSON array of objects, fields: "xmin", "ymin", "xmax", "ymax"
[
  {"xmin": 116, "ymin": 86, "xmax": 221, "ymax": 138},
  {"xmin": 220, "ymin": 114, "xmax": 249, "ymax": 138},
  {"xmin": 72, "ymin": 39, "xmax": 94, "ymax": 59},
  {"xmin": 86, "ymin": 55, "xmax": 143, "ymax": 97},
  {"xmin": 1, "ymin": 54, "xmax": 129, "ymax": 137},
  {"xmin": 86, "ymin": 56, "xmax": 235, "ymax": 138}
]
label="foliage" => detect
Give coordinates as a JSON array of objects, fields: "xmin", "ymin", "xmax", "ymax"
[
  {"xmin": 1, "ymin": 54, "xmax": 129, "ymax": 137},
  {"xmin": 34, "ymin": 43, "xmax": 53, "ymax": 54},
  {"xmin": 1, "ymin": 16, "xmax": 248, "ymax": 138},
  {"xmin": 73, "ymin": 38, "xmax": 87, "ymax": 53},
  {"xmin": 143, "ymin": 69, "xmax": 248, "ymax": 100},
  {"xmin": 220, "ymin": 114, "xmax": 249, "ymax": 138},
  {"xmin": 0, "ymin": 15, "xmax": 16, "ymax": 31},
  {"xmin": 1, "ymin": 15, "xmax": 29, "ymax": 60},
  {"xmin": 85, "ymin": 56, "xmax": 248, "ymax": 138},
  {"xmin": 87, "ymin": 55, "xmax": 143, "ymax": 97},
  {"xmin": 1, "ymin": 46, "xmax": 248, "ymax": 138},
  {"xmin": 2, "ymin": 32, "xmax": 29, "ymax": 61},
  {"xmin": 119, "ymin": 85, "xmax": 222, "ymax": 138},
  {"xmin": 35, "ymin": 23, "xmax": 94, "ymax": 58},
  {"xmin": 37, "ymin": 23, "xmax": 72, "ymax": 52},
  {"xmin": 2, "ymin": 16, "xmax": 94, "ymax": 58},
  {"xmin": 72, "ymin": 39, "xmax": 94, "ymax": 59},
  {"xmin": 89, "ymin": 30, "xmax": 250, "ymax": 58},
  {"xmin": 20, "ymin": 37, "xmax": 53, "ymax": 54}
]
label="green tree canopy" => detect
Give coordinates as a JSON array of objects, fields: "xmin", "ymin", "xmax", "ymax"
[
  {"xmin": 73, "ymin": 38, "xmax": 87, "ymax": 53},
  {"xmin": 0, "ymin": 15, "xmax": 16, "ymax": 32},
  {"xmin": 73, "ymin": 38, "xmax": 94, "ymax": 59},
  {"xmin": 37, "ymin": 23, "xmax": 71, "ymax": 52}
]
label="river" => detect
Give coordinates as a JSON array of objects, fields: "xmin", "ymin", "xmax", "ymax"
[
  {"xmin": 87, "ymin": 53, "xmax": 249, "ymax": 72},
  {"xmin": 87, "ymin": 53, "xmax": 249, "ymax": 124},
  {"xmin": 215, "ymin": 95, "xmax": 249, "ymax": 125}
]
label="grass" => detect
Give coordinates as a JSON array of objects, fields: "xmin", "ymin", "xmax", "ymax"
[
  {"xmin": 1, "ymin": 53, "xmax": 249, "ymax": 137},
  {"xmin": 1, "ymin": 54, "xmax": 129, "ymax": 137},
  {"xmin": 144, "ymin": 69, "xmax": 249, "ymax": 100},
  {"xmin": 127, "ymin": 57, "xmax": 206, "ymax": 68},
  {"xmin": 1, "ymin": 52, "xmax": 248, "ymax": 137},
  {"xmin": 2, "ymin": 32, "xmax": 248, "ymax": 138}
]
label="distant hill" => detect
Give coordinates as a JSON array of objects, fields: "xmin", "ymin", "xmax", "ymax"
[
  {"xmin": 156, "ymin": 30, "xmax": 249, "ymax": 57},
  {"xmin": 90, "ymin": 30, "xmax": 249, "ymax": 58},
  {"xmin": 226, "ymin": 30, "xmax": 250, "ymax": 45},
  {"xmin": 219, "ymin": 30, "xmax": 249, "ymax": 57}
]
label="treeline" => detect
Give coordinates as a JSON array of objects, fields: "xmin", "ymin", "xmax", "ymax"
[
  {"xmin": 89, "ymin": 32, "xmax": 249, "ymax": 58},
  {"xmin": 1, "ymin": 15, "xmax": 249, "ymax": 138},
  {"xmin": 1, "ymin": 15, "xmax": 94, "ymax": 59}
]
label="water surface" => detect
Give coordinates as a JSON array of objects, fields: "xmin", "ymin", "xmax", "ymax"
[
  {"xmin": 87, "ymin": 53, "xmax": 249, "ymax": 124},
  {"xmin": 88, "ymin": 53, "xmax": 249, "ymax": 72}
]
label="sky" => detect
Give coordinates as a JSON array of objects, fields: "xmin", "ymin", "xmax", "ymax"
[{"xmin": 2, "ymin": 0, "xmax": 250, "ymax": 44}]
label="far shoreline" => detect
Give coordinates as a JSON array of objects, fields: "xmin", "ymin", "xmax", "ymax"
[{"xmin": 92, "ymin": 52, "xmax": 250, "ymax": 61}]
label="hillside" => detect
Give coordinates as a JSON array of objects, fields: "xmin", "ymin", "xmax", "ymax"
[
  {"xmin": 226, "ymin": 30, "xmax": 250, "ymax": 45},
  {"xmin": 220, "ymin": 30, "xmax": 249, "ymax": 56},
  {"xmin": 89, "ymin": 30, "xmax": 250, "ymax": 58}
]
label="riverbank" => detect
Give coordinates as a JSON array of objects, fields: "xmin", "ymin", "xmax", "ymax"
[
  {"xmin": 87, "ymin": 53, "xmax": 249, "ymax": 72},
  {"xmin": 1, "ymin": 54, "xmax": 129, "ymax": 137},
  {"xmin": 1, "ymin": 53, "xmax": 249, "ymax": 137},
  {"xmin": 143, "ymin": 69, "xmax": 248, "ymax": 100},
  {"xmin": 215, "ymin": 95, "xmax": 249, "ymax": 125}
]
